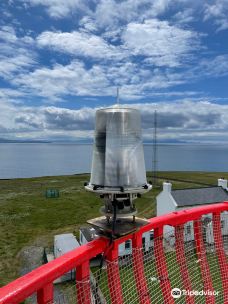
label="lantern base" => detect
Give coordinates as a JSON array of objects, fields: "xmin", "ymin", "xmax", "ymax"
[{"xmin": 87, "ymin": 216, "xmax": 148, "ymax": 237}]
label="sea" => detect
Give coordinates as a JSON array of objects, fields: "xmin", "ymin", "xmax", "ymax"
[{"xmin": 0, "ymin": 143, "xmax": 228, "ymax": 179}]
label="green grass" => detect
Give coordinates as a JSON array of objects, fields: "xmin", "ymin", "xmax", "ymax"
[
  {"xmin": 0, "ymin": 171, "xmax": 227, "ymax": 287},
  {"xmin": 90, "ymin": 250, "xmax": 224, "ymax": 304}
]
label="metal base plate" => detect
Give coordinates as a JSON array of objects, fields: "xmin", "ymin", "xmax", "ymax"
[{"xmin": 87, "ymin": 216, "xmax": 148, "ymax": 237}]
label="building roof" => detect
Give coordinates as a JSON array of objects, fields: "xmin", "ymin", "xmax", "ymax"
[
  {"xmin": 80, "ymin": 227, "xmax": 100, "ymax": 242},
  {"xmin": 171, "ymin": 186, "xmax": 228, "ymax": 207},
  {"xmin": 54, "ymin": 233, "xmax": 80, "ymax": 256}
]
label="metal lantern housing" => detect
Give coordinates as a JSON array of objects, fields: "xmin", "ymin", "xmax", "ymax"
[{"xmin": 85, "ymin": 106, "xmax": 152, "ymax": 221}]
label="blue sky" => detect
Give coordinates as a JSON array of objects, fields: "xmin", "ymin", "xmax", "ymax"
[{"xmin": 0, "ymin": 0, "xmax": 228, "ymax": 143}]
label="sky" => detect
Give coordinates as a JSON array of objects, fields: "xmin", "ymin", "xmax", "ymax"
[{"xmin": 0, "ymin": 0, "xmax": 228, "ymax": 143}]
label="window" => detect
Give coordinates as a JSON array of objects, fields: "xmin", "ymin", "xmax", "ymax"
[
  {"xmin": 150, "ymin": 232, "xmax": 154, "ymax": 241},
  {"xmin": 125, "ymin": 240, "xmax": 131, "ymax": 250},
  {"xmin": 221, "ymin": 220, "xmax": 224, "ymax": 229}
]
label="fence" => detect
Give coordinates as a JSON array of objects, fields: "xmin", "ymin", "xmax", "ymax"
[{"xmin": 0, "ymin": 202, "xmax": 228, "ymax": 304}]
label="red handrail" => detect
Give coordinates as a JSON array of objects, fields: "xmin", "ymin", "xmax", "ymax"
[
  {"xmin": 0, "ymin": 202, "xmax": 228, "ymax": 304},
  {"xmin": 0, "ymin": 238, "xmax": 108, "ymax": 304}
]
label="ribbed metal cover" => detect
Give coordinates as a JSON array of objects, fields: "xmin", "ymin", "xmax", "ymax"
[{"xmin": 90, "ymin": 106, "xmax": 147, "ymax": 189}]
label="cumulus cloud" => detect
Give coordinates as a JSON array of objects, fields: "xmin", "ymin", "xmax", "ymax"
[
  {"xmin": 1, "ymin": 1, "xmax": 228, "ymax": 145},
  {"xmin": 122, "ymin": 19, "xmax": 201, "ymax": 67},
  {"xmin": 204, "ymin": 0, "xmax": 228, "ymax": 31},
  {"xmin": 93, "ymin": 0, "xmax": 173, "ymax": 30},
  {"xmin": 21, "ymin": 0, "xmax": 87, "ymax": 19},
  {"xmin": 172, "ymin": 8, "xmax": 195, "ymax": 24},
  {"xmin": 138, "ymin": 101, "xmax": 225, "ymax": 131},
  {"xmin": 13, "ymin": 60, "xmax": 112, "ymax": 100},
  {"xmin": 0, "ymin": 25, "xmax": 36, "ymax": 80},
  {"xmin": 0, "ymin": 101, "xmax": 225, "ymax": 143},
  {"xmin": 196, "ymin": 55, "xmax": 228, "ymax": 78},
  {"xmin": 42, "ymin": 107, "xmax": 95, "ymax": 130},
  {"xmin": 36, "ymin": 30, "xmax": 124, "ymax": 60},
  {"xmin": 12, "ymin": 59, "xmax": 189, "ymax": 100},
  {"xmin": 27, "ymin": 17, "xmax": 206, "ymax": 100},
  {"xmin": 21, "ymin": 0, "xmax": 173, "ymax": 23},
  {"xmin": 12, "ymin": 51, "xmax": 226, "ymax": 102},
  {"xmin": 36, "ymin": 18, "xmax": 202, "ymax": 69}
]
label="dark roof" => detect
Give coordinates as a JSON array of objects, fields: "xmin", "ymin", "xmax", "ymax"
[{"xmin": 171, "ymin": 186, "xmax": 228, "ymax": 207}]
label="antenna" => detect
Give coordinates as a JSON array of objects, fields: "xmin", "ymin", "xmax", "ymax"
[
  {"xmin": 152, "ymin": 110, "xmax": 158, "ymax": 186},
  {"xmin": 117, "ymin": 87, "xmax": 120, "ymax": 105}
]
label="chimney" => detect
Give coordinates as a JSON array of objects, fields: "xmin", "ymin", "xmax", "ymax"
[
  {"xmin": 163, "ymin": 182, "xmax": 172, "ymax": 193},
  {"xmin": 218, "ymin": 178, "xmax": 228, "ymax": 190}
]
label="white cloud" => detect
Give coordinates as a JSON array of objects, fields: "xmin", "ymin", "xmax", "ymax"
[
  {"xmin": 0, "ymin": 25, "xmax": 36, "ymax": 79},
  {"xmin": 13, "ymin": 60, "xmax": 112, "ymax": 100},
  {"xmin": 190, "ymin": 55, "xmax": 228, "ymax": 79},
  {"xmin": 122, "ymin": 19, "xmax": 201, "ymax": 67},
  {"xmin": 1, "ymin": 100, "xmax": 227, "ymax": 143},
  {"xmin": 79, "ymin": 16, "xmax": 98, "ymax": 33},
  {"xmin": 93, "ymin": 0, "xmax": 172, "ymax": 30},
  {"xmin": 21, "ymin": 0, "xmax": 87, "ymax": 18},
  {"xmin": 36, "ymin": 18, "xmax": 202, "ymax": 70},
  {"xmin": 204, "ymin": 0, "xmax": 228, "ymax": 31},
  {"xmin": 0, "ymin": 88, "xmax": 27, "ymax": 101},
  {"xmin": 172, "ymin": 8, "xmax": 195, "ymax": 24},
  {"xmin": 12, "ymin": 58, "xmax": 189, "ymax": 101},
  {"xmin": 0, "ymin": 26, "xmax": 18, "ymax": 43},
  {"xmin": 0, "ymin": 54, "xmax": 35, "ymax": 79},
  {"xmin": 37, "ymin": 30, "xmax": 124, "ymax": 60}
]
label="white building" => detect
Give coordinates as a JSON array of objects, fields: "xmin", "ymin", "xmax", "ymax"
[
  {"xmin": 156, "ymin": 178, "xmax": 228, "ymax": 244},
  {"xmin": 46, "ymin": 233, "xmax": 80, "ymax": 282},
  {"xmin": 80, "ymin": 227, "xmax": 154, "ymax": 257},
  {"xmin": 54, "ymin": 233, "xmax": 80, "ymax": 258}
]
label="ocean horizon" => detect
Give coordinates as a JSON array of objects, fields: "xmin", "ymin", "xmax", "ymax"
[{"xmin": 0, "ymin": 143, "xmax": 228, "ymax": 179}]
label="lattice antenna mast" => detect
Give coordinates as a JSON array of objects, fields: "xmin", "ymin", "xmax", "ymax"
[{"xmin": 152, "ymin": 110, "xmax": 158, "ymax": 185}]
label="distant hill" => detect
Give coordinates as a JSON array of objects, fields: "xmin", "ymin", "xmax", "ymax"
[
  {"xmin": 144, "ymin": 139, "xmax": 187, "ymax": 144},
  {"xmin": 0, "ymin": 138, "xmax": 188, "ymax": 144},
  {"xmin": 0, "ymin": 138, "xmax": 51, "ymax": 143}
]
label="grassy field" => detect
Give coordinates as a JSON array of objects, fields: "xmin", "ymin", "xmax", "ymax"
[{"xmin": 1, "ymin": 171, "xmax": 228, "ymax": 287}]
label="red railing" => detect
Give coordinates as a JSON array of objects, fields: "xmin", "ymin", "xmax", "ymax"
[{"xmin": 0, "ymin": 202, "xmax": 228, "ymax": 304}]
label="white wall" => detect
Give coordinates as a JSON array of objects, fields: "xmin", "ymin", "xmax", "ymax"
[
  {"xmin": 156, "ymin": 180, "xmax": 228, "ymax": 247},
  {"xmin": 157, "ymin": 182, "xmax": 177, "ymax": 238},
  {"xmin": 118, "ymin": 231, "xmax": 154, "ymax": 256},
  {"xmin": 80, "ymin": 229, "xmax": 153, "ymax": 257},
  {"xmin": 157, "ymin": 182, "xmax": 177, "ymax": 217}
]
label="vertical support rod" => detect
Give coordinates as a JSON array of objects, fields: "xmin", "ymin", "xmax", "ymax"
[
  {"xmin": 193, "ymin": 219, "xmax": 215, "ymax": 304},
  {"xmin": 212, "ymin": 212, "xmax": 228, "ymax": 302},
  {"xmin": 76, "ymin": 260, "xmax": 91, "ymax": 304},
  {"xmin": 154, "ymin": 226, "xmax": 175, "ymax": 304},
  {"xmin": 132, "ymin": 233, "xmax": 151, "ymax": 304},
  {"xmin": 106, "ymin": 243, "xmax": 124, "ymax": 304},
  {"xmin": 37, "ymin": 283, "xmax": 53, "ymax": 304},
  {"xmin": 175, "ymin": 225, "xmax": 195, "ymax": 304}
]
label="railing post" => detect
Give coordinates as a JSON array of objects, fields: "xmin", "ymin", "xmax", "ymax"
[
  {"xmin": 76, "ymin": 260, "xmax": 91, "ymax": 304},
  {"xmin": 154, "ymin": 226, "xmax": 175, "ymax": 304},
  {"xmin": 106, "ymin": 242, "xmax": 124, "ymax": 304},
  {"xmin": 132, "ymin": 233, "xmax": 151, "ymax": 304},
  {"xmin": 212, "ymin": 212, "xmax": 228, "ymax": 302},
  {"xmin": 37, "ymin": 283, "xmax": 53, "ymax": 304},
  {"xmin": 174, "ymin": 225, "xmax": 195, "ymax": 304},
  {"xmin": 194, "ymin": 218, "xmax": 215, "ymax": 304}
]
